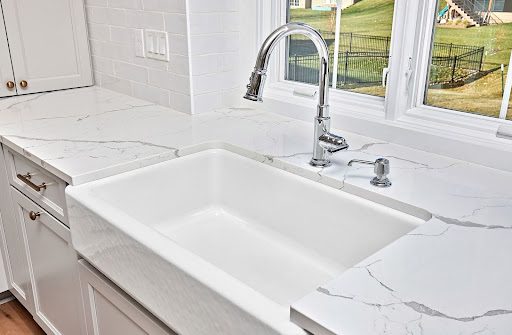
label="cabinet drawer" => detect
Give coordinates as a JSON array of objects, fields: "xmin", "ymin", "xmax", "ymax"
[
  {"xmin": 79, "ymin": 260, "xmax": 175, "ymax": 335},
  {"xmin": 4, "ymin": 147, "xmax": 67, "ymax": 224}
]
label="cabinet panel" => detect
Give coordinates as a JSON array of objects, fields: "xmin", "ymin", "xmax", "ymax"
[
  {"xmin": 0, "ymin": 146, "xmax": 32, "ymax": 311},
  {"xmin": 11, "ymin": 188, "xmax": 85, "ymax": 335},
  {"xmin": 1, "ymin": 0, "xmax": 92, "ymax": 95},
  {"xmin": 0, "ymin": 4, "xmax": 16, "ymax": 98},
  {"xmin": 79, "ymin": 261, "xmax": 175, "ymax": 335}
]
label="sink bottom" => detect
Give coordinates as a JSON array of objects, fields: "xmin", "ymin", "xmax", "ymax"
[{"xmin": 154, "ymin": 206, "xmax": 345, "ymax": 306}]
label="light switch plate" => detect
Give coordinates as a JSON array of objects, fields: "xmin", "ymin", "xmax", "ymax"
[
  {"xmin": 144, "ymin": 30, "xmax": 169, "ymax": 62},
  {"xmin": 134, "ymin": 29, "xmax": 145, "ymax": 58}
]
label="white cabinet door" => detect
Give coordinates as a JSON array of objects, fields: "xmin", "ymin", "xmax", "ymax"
[
  {"xmin": 79, "ymin": 261, "xmax": 175, "ymax": 335},
  {"xmin": 0, "ymin": 147, "xmax": 33, "ymax": 311},
  {"xmin": 0, "ymin": 6, "xmax": 16, "ymax": 98},
  {"xmin": 1, "ymin": 0, "xmax": 92, "ymax": 95},
  {"xmin": 11, "ymin": 188, "xmax": 85, "ymax": 335}
]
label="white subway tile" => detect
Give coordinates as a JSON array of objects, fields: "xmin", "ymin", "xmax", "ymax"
[
  {"xmin": 169, "ymin": 55, "xmax": 190, "ymax": 76},
  {"xmin": 110, "ymin": 26, "xmax": 133, "ymax": 44},
  {"xmin": 148, "ymin": 69, "xmax": 190, "ymax": 94},
  {"xmin": 222, "ymin": 12, "xmax": 240, "ymax": 32},
  {"xmin": 190, "ymin": 33, "xmax": 239, "ymax": 55},
  {"xmin": 91, "ymin": 56, "xmax": 114, "ymax": 75},
  {"xmin": 192, "ymin": 91, "xmax": 222, "ymax": 114},
  {"xmin": 114, "ymin": 61, "xmax": 148, "ymax": 83},
  {"xmin": 188, "ymin": 0, "xmax": 239, "ymax": 13},
  {"xmin": 164, "ymin": 13, "xmax": 187, "ymax": 34},
  {"xmin": 126, "ymin": 10, "xmax": 165, "ymax": 30},
  {"xmin": 108, "ymin": 0, "xmax": 142, "ymax": 10},
  {"xmin": 168, "ymin": 34, "xmax": 189, "ymax": 56},
  {"xmin": 86, "ymin": 0, "xmax": 108, "ymax": 6},
  {"xmin": 132, "ymin": 83, "xmax": 171, "ymax": 106},
  {"xmin": 99, "ymin": 73, "xmax": 133, "ymax": 95},
  {"xmin": 87, "ymin": 23, "xmax": 110, "ymax": 41},
  {"xmin": 189, "ymin": 13, "xmax": 222, "ymax": 35},
  {"xmin": 86, "ymin": 6, "xmax": 109, "ymax": 24},
  {"xmin": 170, "ymin": 92, "xmax": 192, "ymax": 114},
  {"xmin": 143, "ymin": 0, "xmax": 186, "ymax": 13},
  {"xmin": 190, "ymin": 54, "xmax": 222, "ymax": 75},
  {"xmin": 107, "ymin": 8, "xmax": 127, "ymax": 26}
]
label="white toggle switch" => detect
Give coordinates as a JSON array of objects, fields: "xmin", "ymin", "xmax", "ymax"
[{"xmin": 144, "ymin": 30, "xmax": 169, "ymax": 61}]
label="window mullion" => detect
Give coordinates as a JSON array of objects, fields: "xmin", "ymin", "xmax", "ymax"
[{"xmin": 331, "ymin": 2, "xmax": 342, "ymax": 89}]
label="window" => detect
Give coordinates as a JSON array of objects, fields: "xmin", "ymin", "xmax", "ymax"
[
  {"xmin": 290, "ymin": 0, "xmax": 301, "ymax": 8},
  {"xmin": 286, "ymin": 0, "xmax": 395, "ymax": 98},
  {"xmin": 425, "ymin": 0, "xmax": 512, "ymax": 120},
  {"xmin": 272, "ymin": 0, "xmax": 512, "ymax": 128}
]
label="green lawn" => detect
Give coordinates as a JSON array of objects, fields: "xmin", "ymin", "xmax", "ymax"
[{"xmin": 289, "ymin": 0, "xmax": 512, "ymax": 119}]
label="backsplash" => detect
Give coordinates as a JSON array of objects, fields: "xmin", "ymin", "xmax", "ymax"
[{"xmin": 85, "ymin": 0, "xmax": 242, "ymax": 114}]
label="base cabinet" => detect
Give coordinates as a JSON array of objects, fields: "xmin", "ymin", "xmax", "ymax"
[
  {"xmin": 0, "ymin": 147, "xmax": 32, "ymax": 311},
  {"xmin": 11, "ymin": 189, "xmax": 85, "ymax": 335},
  {"xmin": 78, "ymin": 260, "xmax": 175, "ymax": 335}
]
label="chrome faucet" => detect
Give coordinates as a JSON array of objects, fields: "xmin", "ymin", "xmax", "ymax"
[{"xmin": 243, "ymin": 22, "xmax": 349, "ymax": 167}]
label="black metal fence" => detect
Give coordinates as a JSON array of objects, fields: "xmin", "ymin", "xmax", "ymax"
[
  {"xmin": 430, "ymin": 42, "xmax": 484, "ymax": 84},
  {"xmin": 286, "ymin": 33, "xmax": 484, "ymax": 87},
  {"xmin": 288, "ymin": 52, "xmax": 389, "ymax": 88}
]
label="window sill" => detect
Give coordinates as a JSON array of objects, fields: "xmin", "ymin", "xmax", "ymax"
[{"xmin": 261, "ymin": 82, "xmax": 512, "ymax": 172}]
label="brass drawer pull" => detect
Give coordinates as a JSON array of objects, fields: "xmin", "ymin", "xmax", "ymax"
[
  {"xmin": 6, "ymin": 81, "xmax": 15, "ymax": 90},
  {"xmin": 17, "ymin": 173, "xmax": 47, "ymax": 192},
  {"xmin": 19, "ymin": 80, "xmax": 28, "ymax": 89},
  {"xmin": 29, "ymin": 211, "xmax": 41, "ymax": 221}
]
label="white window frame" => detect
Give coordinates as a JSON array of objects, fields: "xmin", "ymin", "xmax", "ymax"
[{"xmin": 254, "ymin": 0, "xmax": 512, "ymax": 171}]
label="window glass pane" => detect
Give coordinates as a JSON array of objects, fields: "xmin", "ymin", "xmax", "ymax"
[
  {"xmin": 286, "ymin": 0, "xmax": 395, "ymax": 98},
  {"xmin": 425, "ymin": 0, "xmax": 512, "ymax": 121}
]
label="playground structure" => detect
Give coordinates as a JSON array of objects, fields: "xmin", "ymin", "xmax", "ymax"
[{"xmin": 438, "ymin": 0, "xmax": 506, "ymax": 26}]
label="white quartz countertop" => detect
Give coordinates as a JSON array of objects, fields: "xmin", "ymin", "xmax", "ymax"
[{"xmin": 1, "ymin": 87, "xmax": 511, "ymax": 334}]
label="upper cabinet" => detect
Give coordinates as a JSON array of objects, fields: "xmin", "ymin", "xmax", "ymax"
[
  {"xmin": 0, "ymin": 8, "xmax": 16, "ymax": 97},
  {"xmin": 0, "ymin": 0, "xmax": 92, "ymax": 96}
]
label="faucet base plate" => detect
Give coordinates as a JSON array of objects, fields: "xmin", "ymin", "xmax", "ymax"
[{"xmin": 310, "ymin": 158, "xmax": 331, "ymax": 167}]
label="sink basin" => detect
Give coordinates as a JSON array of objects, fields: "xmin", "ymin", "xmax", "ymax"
[{"xmin": 67, "ymin": 148, "xmax": 429, "ymax": 335}]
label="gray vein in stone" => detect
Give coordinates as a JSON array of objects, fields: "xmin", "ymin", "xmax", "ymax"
[
  {"xmin": 319, "ymin": 267, "xmax": 512, "ymax": 325},
  {"xmin": 435, "ymin": 215, "xmax": 512, "ymax": 230},
  {"xmin": 348, "ymin": 142, "xmax": 387, "ymax": 152},
  {"xmin": 404, "ymin": 301, "xmax": 512, "ymax": 322},
  {"xmin": 0, "ymin": 92, "xmax": 48, "ymax": 110},
  {"xmin": 459, "ymin": 204, "xmax": 512, "ymax": 220},
  {"xmin": 4, "ymin": 135, "xmax": 179, "ymax": 152},
  {"xmin": 316, "ymin": 287, "xmax": 396, "ymax": 309},
  {"xmin": 384, "ymin": 155, "xmax": 459, "ymax": 171},
  {"xmin": 407, "ymin": 227, "xmax": 451, "ymax": 237}
]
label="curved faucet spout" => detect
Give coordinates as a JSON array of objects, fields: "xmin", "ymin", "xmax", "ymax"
[
  {"xmin": 244, "ymin": 22, "xmax": 329, "ymax": 118},
  {"xmin": 244, "ymin": 22, "xmax": 348, "ymax": 167}
]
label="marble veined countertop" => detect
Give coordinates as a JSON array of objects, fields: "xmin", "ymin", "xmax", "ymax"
[{"xmin": 0, "ymin": 87, "xmax": 511, "ymax": 334}]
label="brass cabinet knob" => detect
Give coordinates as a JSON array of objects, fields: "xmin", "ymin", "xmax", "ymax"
[
  {"xmin": 6, "ymin": 81, "xmax": 15, "ymax": 90},
  {"xmin": 29, "ymin": 211, "xmax": 41, "ymax": 221},
  {"xmin": 20, "ymin": 80, "xmax": 28, "ymax": 89}
]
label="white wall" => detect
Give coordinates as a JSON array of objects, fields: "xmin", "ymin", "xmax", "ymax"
[
  {"xmin": 85, "ymin": 0, "xmax": 193, "ymax": 113},
  {"xmin": 187, "ymin": 0, "xmax": 244, "ymax": 113},
  {"xmin": 85, "ymin": 0, "xmax": 250, "ymax": 114}
]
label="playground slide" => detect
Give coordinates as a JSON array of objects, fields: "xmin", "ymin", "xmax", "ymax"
[{"xmin": 438, "ymin": 5, "xmax": 449, "ymax": 19}]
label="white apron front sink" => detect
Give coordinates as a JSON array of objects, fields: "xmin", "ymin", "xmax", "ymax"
[{"xmin": 67, "ymin": 148, "xmax": 429, "ymax": 335}]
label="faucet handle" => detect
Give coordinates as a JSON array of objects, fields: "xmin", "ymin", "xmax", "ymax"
[
  {"xmin": 318, "ymin": 133, "xmax": 349, "ymax": 153},
  {"xmin": 348, "ymin": 158, "xmax": 391, "ymax": 188}
]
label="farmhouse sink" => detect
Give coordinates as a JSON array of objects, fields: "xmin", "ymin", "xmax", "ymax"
[{"xmin": 67, "ymin": 148, "xmax": 429, "ymax": 335}]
